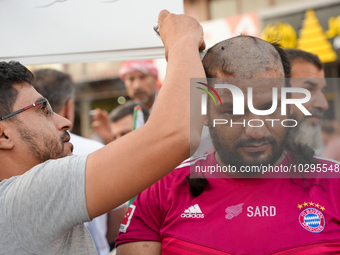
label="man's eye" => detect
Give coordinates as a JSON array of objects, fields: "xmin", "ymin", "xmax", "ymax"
[{"xmin": 41, "ymin": 105, "xmax": 52, "ymax": 115}]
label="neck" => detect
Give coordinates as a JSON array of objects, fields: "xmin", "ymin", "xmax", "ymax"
[{"xmin": 0, "ymin": 152, "xmax": 38, "ymax": 181}]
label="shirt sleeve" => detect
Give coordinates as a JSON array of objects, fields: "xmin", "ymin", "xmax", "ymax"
[
  {"xmin": 115, "ymin": 182, "xmax": 163, "ymax": 246},
  {"xmin": 2, "ymin": 155, "xmax": 90, "ymax": 253}
]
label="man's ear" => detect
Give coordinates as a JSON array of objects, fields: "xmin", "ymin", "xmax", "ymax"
[{"xmin": 0, "ymin": 124, "xmax": 14, "ymax": 150}]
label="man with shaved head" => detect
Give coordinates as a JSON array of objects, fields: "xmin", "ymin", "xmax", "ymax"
[
  {"xmin": 116, "ymin": 36, "xmax": 340, "ymax": 255},
  {"xmin": 203, "ymin": 36, "xmax": 289, "ymax": 79}
]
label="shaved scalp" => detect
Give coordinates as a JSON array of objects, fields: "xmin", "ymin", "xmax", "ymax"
[{"xmin": 203, "ymin": 35, "xmax": 290, "ymax": 78}]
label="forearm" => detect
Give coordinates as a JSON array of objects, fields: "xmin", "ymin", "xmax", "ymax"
[{"xmin": 150, "ymin": 37, "xmax": 205, "ymax": 153}]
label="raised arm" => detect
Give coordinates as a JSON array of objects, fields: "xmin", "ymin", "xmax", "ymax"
[{"xmin": 85, "ymin": 10, "xmax": 206, "ymax": 219}]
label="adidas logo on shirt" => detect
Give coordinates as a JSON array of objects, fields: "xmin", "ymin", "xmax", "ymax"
[{"xmin": 181, "ymin": 204, "xmax": 204, "ymax": 218}]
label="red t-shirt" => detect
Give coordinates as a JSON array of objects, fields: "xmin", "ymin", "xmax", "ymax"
[{"xmin": 116, "ymin": 153, "xmax": 340, "ymax": 254}]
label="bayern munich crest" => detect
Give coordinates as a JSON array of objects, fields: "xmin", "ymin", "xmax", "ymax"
[{"xmin": 299, "ymin": 207, "xmax": 325, "ymax": 233}]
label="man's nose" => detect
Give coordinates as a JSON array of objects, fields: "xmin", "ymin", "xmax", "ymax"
[
  {"xmin": 312, "ymin": 91, "xmax": 329, "ymax": 112},
  {"xmin": 243, "ymin": 118, "xmax": 268, "ymax": 140},
  {"xmin": 132, "ymin": 78, "xmax": 143, "ymax": 89},
  {"xmin": 54, "ymin": 113, "xmax": 72, "ymax": 131}
]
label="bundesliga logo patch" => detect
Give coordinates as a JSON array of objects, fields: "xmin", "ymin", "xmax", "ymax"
[
  {"xmin": 297, "ymin": 202, "xmax": 325, "ymax": 233},
  {"xmin": 119, "ymin": 204, "xmax": 136, "ymax": 233}
]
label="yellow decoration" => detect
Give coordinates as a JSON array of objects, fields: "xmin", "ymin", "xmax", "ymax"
[
  {"xmin": 309, "ymin": 202, "xmax": 315, "ymax": 206},
  {"xmin": 261, "ymin": 22, "xmax": 297, "ymax": 48},
  {"xmin": 298, "ymin": 204, "xmax": 303, "ymax": 209},
  {"xmin": 326, "ymin": 16, "xmax": 340, "ymax": 38},
  {"xmin": 297, "ymin": 9, "xmax": 337, "ymax": 63}
]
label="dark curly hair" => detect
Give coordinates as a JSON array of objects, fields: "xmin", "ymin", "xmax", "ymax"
[{"xmin": 0, "ymin": 61, "xmax": 34, "ymax": 120}]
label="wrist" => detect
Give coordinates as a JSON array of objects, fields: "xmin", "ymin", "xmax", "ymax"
[{"xmin": 167, "ymin": 36, "xmax": 201, "ymax": 59}]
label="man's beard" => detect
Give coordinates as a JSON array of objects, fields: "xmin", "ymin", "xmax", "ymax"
[
  {"xmin": 291, "ymin": 109, "xmax": 325, "ymax": 155},
  {"xmin": 291, "ymin": 119, "xmax": 324, "ymax": 155},
  {"xmin": 17, "ymin": 124, "xmax": 68, "ymax": 163},
  {"xmin": 133, "ymin": 89, "xmax": 154, "ymax": 107},
  {"xmin": 208, "ymin": 123, "xmax": 288, "ymax": 172}
]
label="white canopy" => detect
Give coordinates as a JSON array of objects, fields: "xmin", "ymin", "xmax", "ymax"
[{"xmin": 0, "ymin": 0, "xmax": 184, "ymax": 65}]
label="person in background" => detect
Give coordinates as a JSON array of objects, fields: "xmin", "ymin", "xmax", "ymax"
[
  {"xmin": 108, "ymin": 101, "xmax": 149, "ymax": 141},
  {"xmin": 119, "ymin": 60, "xmax": 158, "ymax": 110},
  {"xmin": 286, "ymin": 49, "xmax": 329, "ymax": 155},
  {"xmin": 92, "ymin": 60, "xmax": 158, "ymax": 143},
  {"xmin": 32, "ymin": 69, "xmax": 127, "ymax": 255}
]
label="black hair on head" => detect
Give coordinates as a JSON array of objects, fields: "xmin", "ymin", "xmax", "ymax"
[
  {"xmin": 109, "ymin": 100, "xmax": 149, "ymax": 123},
  {"xmin": 285, "ymin": 49, "xmax": 323, "ymax": 71},
  {"xmin": 0, "ymin": 61, "xmax": 34, "ymax": 119}
]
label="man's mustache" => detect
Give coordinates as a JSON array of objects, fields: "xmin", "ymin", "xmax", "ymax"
[
  {"xmin": 61, "ymin": 131, "xmax": 70, "ymax": 142},
  {"xmin": 309, "ymin": 108, "xmax": 324, "ymax": 118},
  {"xmin": 134, "ymin": 89, "xmax": 146, "ymax": 96},
  {"xmin": 298, "ymin": 108, "xmax": 324, "ymax": 122},
  {"xmin": 233, "ymin": 136, "xmax": 277, "ymax": 149},
  {"xmin": 61, "ymin": 131, "xmax": 73, "ymax": 153}
]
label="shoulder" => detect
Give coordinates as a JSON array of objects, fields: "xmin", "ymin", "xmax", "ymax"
[
  {"xmin": 166, "ymin": 154, "xmax": 211, "ymax": 180},
  {"xmin": 0, "ymin": 176, "xmax": 19, "ymax": 199},
  {"xmin": 310, "ymin": 155, "xmax": 340, "ymax": 179},
  {"xmin": 175, "ymin": 154, "xmax": 211, "ymax": 169},
  {"xmin": 4, "ymin": 156, "xmax": 88, "ymax": 190},
  {"xmin": 314, "ymin": 155, "xmax": 340, "ymax": 165}
]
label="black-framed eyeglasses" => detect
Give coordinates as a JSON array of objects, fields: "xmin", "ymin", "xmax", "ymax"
[{"xmin": 0, "ymin": 99, "xmax": 49, "ymax": 121}]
